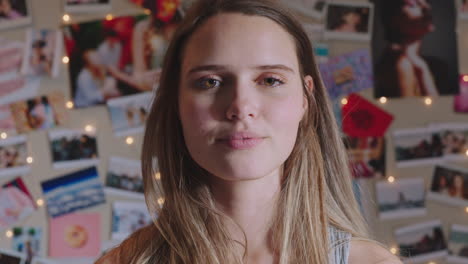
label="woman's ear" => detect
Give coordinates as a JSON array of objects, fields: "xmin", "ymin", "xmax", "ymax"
[{"xmin": 303, "ymin": 75, "xmax": 314, "ymax": 111}]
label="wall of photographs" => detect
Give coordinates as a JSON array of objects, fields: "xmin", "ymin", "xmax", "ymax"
[{"xmin": 0, "ymin": 0, "xmax": 467, "ymax": 263}]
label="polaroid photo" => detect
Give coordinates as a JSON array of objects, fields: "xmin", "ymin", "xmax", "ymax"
[
  {"xmin": 49, "ymin": 213, "xmax": 101, "ymax": 258},
  {"xmin": 427, "ymin": 164, "xmax": 468, "ymax": 207},
  {"xmin": 41, "ymin": 167, "xmax": 106, "ymax": 218},
  {"xmin": 0, "ymin": 135, "xmax": 30, "ymax": 178},
  {"xmin": 0, "ymin": 178, "xmax": 36, "ymax": 228},
  {"xmin": 111, "ymin": 201, "xmax": 152, "ymax": 241},
  {"xmin": 430, "ymin": 123, "xmax": 468, "ymax": 161},
  {"xmin": 376, "ymin": 177, "xmax": 426, "ymax": 220},
  {"xmin": 280, "ymin": 0, "xmax": 326, "ymax": 19},
  {"xmin": 459, "ymin": 0, "xmax": 468, "ymax": 19},
  {"xmin": 105, "ymin": 156, "xmax": 144, "ymax": 199},
  {"xmin": 21, "ymin": 29, "xmax": 63, "ymax": 78},
  {"xmin": 107, "ymin": 92, "xmax": 152, "ymax": 137},
  {"xmin": 0, "ymin": 74, "xmax": 41, "ymax": 106},
  {"xmin": 447, "ymin": 224, "xmax": 468, "ymax": 264},
  {"xmin": 324, "ymin": 1, "xmax": 373, "ymax": 41},
  {"xmin": 0, "ymin": 0, "xmax": 32, "ymax": 31},
  {"xmin": 0, "ymin": 104, "xmax": 17, "ymax": 135},
  {"xmin": 30, "ymin": 257, "xmax": 59, "ymax": 264},
  {"xmin": 12, "ymin": 226, "xmax": 42, "ymax": 261},
  {"xmin": 10, "ymin": 92, "xmax": 67, "ymax": 133},
  {"xmin": 455, "ymin": 75, "xmax": 468, "ymax": 113},
  {"xmin": 393, "ymin": 127, "xmax": 444, "ymax": 168},
  {"xmin": 343, "ymin": 135, "xmax": 386, "ymax": 179},
  {"xmin": 49, "ymin": 129, "xmax": 99, "ymax": 170},
  {"xmin": 0, "ymin": 40, "xmax": 23, "ymax": 76},
  {"xmin": 395, "ymin": 220, "xmax": 448, "ymax": 263},
  {"xmin": 64, "ymin": 0, "xmax": 111, "ymax": 13},
  {"xmin": 0, "ymin": 248, "xmax": 26, "ymax": 264}
]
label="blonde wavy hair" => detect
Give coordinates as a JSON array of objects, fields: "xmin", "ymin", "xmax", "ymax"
[{"xmin": 99, "ymin": 0, "xmax": 371, "ymax": 263}]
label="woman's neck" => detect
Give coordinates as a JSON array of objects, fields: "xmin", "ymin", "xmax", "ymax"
[{"xmin": 210, "ymin": 170, "xmax": 281, "ymax": 263}]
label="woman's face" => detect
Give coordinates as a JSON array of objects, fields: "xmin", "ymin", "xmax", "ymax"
[
  {"xmin": 178, "ymin": 13, "xmax": 312, "ymax": 181},
  {"xmin": 397, "ymin": 0, "xmax": 434, "ymax": 37},
  {"xmin": 454, "ymin": 175, "xmax": 464, "ymax": 189},
  {"xmin": 343, "ymin": 11, "xmax": 361, "ymax": 26}
]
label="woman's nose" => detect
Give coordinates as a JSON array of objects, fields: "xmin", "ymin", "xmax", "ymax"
[{"xmin": 225, "ymin": 84, "xmax": 258, "ymax": 121}]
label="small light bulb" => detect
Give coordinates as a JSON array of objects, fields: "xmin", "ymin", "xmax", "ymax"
[
  {"xmin": 465, "ymin": 207, "xmax": 468, "ymax": 213},
  {"xmin": 5, "ymin": 230, "xmax": 13, "ymax": 238},
  {"xmin": 463, "ymin": 75, "xmax": 468, "ymax": 82},
  {"xmin": 379, "ymin": 97, "xmax": 387, "ymax": 104},
  {"xmin": 85, "ymin": 125, "xmax": 94, "ymax": 133},
  {"xmin": 66, "ymin": 101, "xmax": 74, "ymax": 109},
  {"xmin": 428, "ymin": 262, "xmax": 436, "ymax": 264},
  {"xmin": 144, "ymin": 9, "xmax": 151, "ymax": 15},
  {"xmin": 106, "ymin": 14, "xmax": 113, "ymax": 20},
  {"xmin": 36, "ymin": 199, "xmax": 44, "ymax": 207},
  {"xmin": 390, "ymin": 247, "xmax": 397, "ymax": 255},
  {"xmin": 465, "ymin": 149, "xmax": 468, "ymax": 156},
  {"xmin": 341, "ymin": 98, "xmax": 348, "ymax": 105},
  {"xmin": 126, "ymin": 136, "xmax": 134, "ymax": 145},
  {"xmin": 387, "ymin": 176, "xmax": 395, "ymax": 183},
  {"xmin": 155, "ymin": 172, "xmax": 161, "ymax": 180},
  {"xmin": 62, "ymin": 14, "xmax": 70, "ymax": 22},
  {"xmin": 424, "ymin": 97, "xmax": 432, "ymax": 106},
  {"xmin": 26, "ymin": 156, "xmax": 33, "ymax": 164},
  {"xmin": 0, "ymin": 132, "xmax": 7, "ymax": 139},
  {"xmin": 157, "ymin": 197, "xmax": 165, "ymax": 206},
  {"xmin": 62, "ymin": 56, "xmax": 69, "ymax": 64}
]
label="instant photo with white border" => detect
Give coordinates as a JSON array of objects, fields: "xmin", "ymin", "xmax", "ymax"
[
  {"xmin": 48, "ymin": 129, "xmax": 99, "ymax": 170},
  {"xmin": 0, "ymin": 248, "xmax": 26, "ymax": 264},
  {"xmin": 0, "ymin": 0, "xmax": 32, "ymax": 31},
  {"xmin": 111, "ymin": 201, "xmax": 152, "ymax": 241},
  {"xmin": 427, "ymin": 164, "xmax": 468, "ymax": 207},
  {"xmin": 0, "ymin": 73, "xmax": 41, "ymax": 106},
  {"xmin": 0, "ymin": 135, "xmax": 30, "ymax": 178},
  {"xmin": 430, "ymin": 122, "xmax": 468, "ymax": 162},
  {"xmin": 0, "ymin": 41, "xmax": 24, "ymax": 76},
  {"xmin": 395, "ymin": 220, "xmax": 448, "ymax": 264},
  {"xmin": 393, "ymin": 127, "xmax": 444, "ymax": 168},
  {"xmin": 324, "ymin": 1, "xmax": 374, "ymax": 41},
  {"xmin": 21, "ymin": 29, "xmax": 63, "ymax": 78},
  {"xmin": 447, "ymin": 224, "xmax": 468, "ymax": 264},
  {"xmin": 105, "ymin": 156, "xmax": 144, "ymax": 200},
  {"xmin": 280, "ymin": 0, "xmax": 326, "ymax": 19},
  {"xmin": 64, "ymin": 0, "xmax": 112, "ymax": 13},
  {"xmin": 107, "ymin": 92, "xmax": 152, "ymax": 137},
  {"xmin": 376, "ymin": 177, "xmax": 426, "ymax": 220}
]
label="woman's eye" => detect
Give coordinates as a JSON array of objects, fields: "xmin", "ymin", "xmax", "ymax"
[
  {"xmin": 261, "ymin": 77, "xmax": 284, "ymax": 87},
  {"xmin": 197, "ymin": 78, "xmax": 221, "ymax": 89}
]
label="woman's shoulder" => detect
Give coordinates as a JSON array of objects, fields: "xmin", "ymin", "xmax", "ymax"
[{"xmin": 348, "ymin": 240, "xmax": 403, "ymax": 264}]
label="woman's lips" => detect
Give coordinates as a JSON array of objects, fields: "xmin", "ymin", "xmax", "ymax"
[{"xmin": 217, "ymin": 132, "xmax": 264, "ymax": 150}]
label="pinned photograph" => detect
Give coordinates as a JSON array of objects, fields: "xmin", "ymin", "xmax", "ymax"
[
  {"xmin": 21, "ymin": 29, "xmax": 63, "ymax": 78},
  {"xmin": 0, "ymin": 40, "xmax": 23, "ymax": 76},
  {"xmin": 107, "ymin": 92, "xmax": 152, "ymax": 137},
  {"xmin": 324, "ymin": 2, "xmax": 373, "ymax": 41},
  {"xmin": 0, "ymin": 249, "xmax": 26, "ymax": 264},
  {"xmin": 12, "ymin": 226, "xmax": 42, "ymax": 263},
  {"xmin": 64, "ymin": 0, "xmax": 111, "ymax": 13},
  {"xmin": 0, "ymin": 177, "xmax": 36, "ymax": 228},
  {"xmin": 427, "ymin": 165, "xmax": 468, "ymax": 207},
  {"xmin": 0, "ymin": 0, "xmax": 31, "ymax": 31},
  {"xmin": 111, "ymin": 201, "xmax": 152, "ymax": 241},
  {"xmin": 432, "ymin": 123, "xmax": 468, "ymax": 161},
  {"xmin": 0, "ymin": 135, "xmax": 29, "ymax": 178},
  {"xmin": 372, "ymin": 0, "xmax": 459, "ymax": 98},
  {"xmin": 395, "ymin": 220, "xmax": 448, "ymax": 263},
  {"xmin": 49, "ymin": 129, "xmax": 98, "ymax": 170},
  {"xmin": 280, "ymin": 0, "xmax": 326, "ymax": 19},
  {"xmin": 63, "ymin": 11, "xmax": 181, "ymax": 108},
  {"xmin": 455, "ymin": 75, "xmax": 468, "ymax": 113},
  {"xmin": 376, "ymin": 178, "xmax": 426, "ymax": 220},
  {"xmin": 0, "ymin": 74, "xmax": 41, "ymax": 106},
  {"xmin": 41, "ymin": 167, "xmax": 106, "ymax": 218},
  {"xmin": 9, "ymin": 92, "xmax": 67, "ymax": 133},
  {"xmin": 459, "ymin": 0, "xmax": 468, "ymax": 19},
  {"xmin": 447, "ymin": 224, "xmax": 468, "ymax": 263},
  {"xmin": 393, "ymin": 127, "xmax": 444, "ymax": 168},
  {"xmin": 0, "ymin": 105, "xmax": 16, "ymax": 135},
  {"xmin": 49, "ymin": 213, "xmax": 101, "ymax": 258},
  {"xmin": 319, "ymin": 49, "xmax": 374, "ymax": 100},
  {"xmin": 105, "ymin": 156, "xmax": 144, "ymax": 199},
  {"xmin": 343, "ymin": 135, "xmax": 385, "ymax": 179}
]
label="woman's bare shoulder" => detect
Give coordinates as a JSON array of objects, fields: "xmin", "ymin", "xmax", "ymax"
[{"xmin": 348, "ymin": 240, "xmax": 403, "ymax": 264}]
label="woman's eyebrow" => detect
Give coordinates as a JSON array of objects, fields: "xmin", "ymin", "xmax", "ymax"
[{"xmin": 186, "ymin": 64, "xmax": 295, "ymax": 75}]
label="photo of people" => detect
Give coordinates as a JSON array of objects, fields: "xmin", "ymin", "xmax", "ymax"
[
  {"xmin": 0, "ymin": 249, "xmax": 26, "ymax": 264},
  {"xmin": 0, "ymin": 0, "xmax": 31, "ymax": 30},
  {"xmin": 455, "ymin": 75, "xmax": 468, "ymax": 113},
  {"xmin": 393, "ymin": 127, "xmax": 443, "ymax": 168},
  {"xmin": 49, "ymin": 129, "xmax": 99, "ymax": 169},
  {"xmin": 395, "ymin": 220, "xmax": 448, "ymax": 263},
  {"xmin": 111, "ymin": 201, "xmax": 152, "ymax": 241},
  {"xmin": 372, "ymin": 0, "xmax": 459, "ymax": 98},
  {"xmin": 376, "ymin": 178, "xmax": 426, "ymax": 220},
  {"xmin": 64, "ymin": 0, "xmax": 111, "ymax": 13},
  {"xmin": 12, "ymin": 226, "xmax": 42, "ymax": 264},
  {"xmin": 105, "ymin": 156, "xmax": 144, "ymax": 199},
  {"xmin": 21, "ymin": 29, "xmax": 63, "ymax": 78},
  {"xmin": 438, "ymin": 126, "xmax": 468, "ymax": 159},
  {"xmin": 63, "ymin": 10, "xmax": 181, "ymax": 108},
  {"xmin": 107, "ymin": 92, "xmax": 152, "ymax": 137},
  {"xmin": 428, "ymin": 165, "xmax": 468, "ymax": 206},
  {"xmin": 343, "ymin": 135, "xmax": 385, "ymax": 179},
  {"xmin": 280, "ymin": 0, "xmax": 326, "ymax": 19},
  {"xmin": 9, "ymin": 92, "xmax": 67, "ymax": 133},
  {"xmin": 447, "ymin": 224, "xmax": 468, "ymax": 263},
  {"xmin": 324, "ymin": 2, "xmax": 373, "ymax": 41},
  {"xmin": 0, "ymin": 135, "xmax": 29, "ymax": 178}
]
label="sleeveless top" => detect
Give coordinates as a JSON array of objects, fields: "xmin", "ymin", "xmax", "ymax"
[{"xmin": 328, "ymin": 226, "xmax": 352, "ymax": 264}]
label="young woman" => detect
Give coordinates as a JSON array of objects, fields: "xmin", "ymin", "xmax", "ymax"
[{"xmin": 97, "ymin": 0, "xmax": 402, "ymax": 263}]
